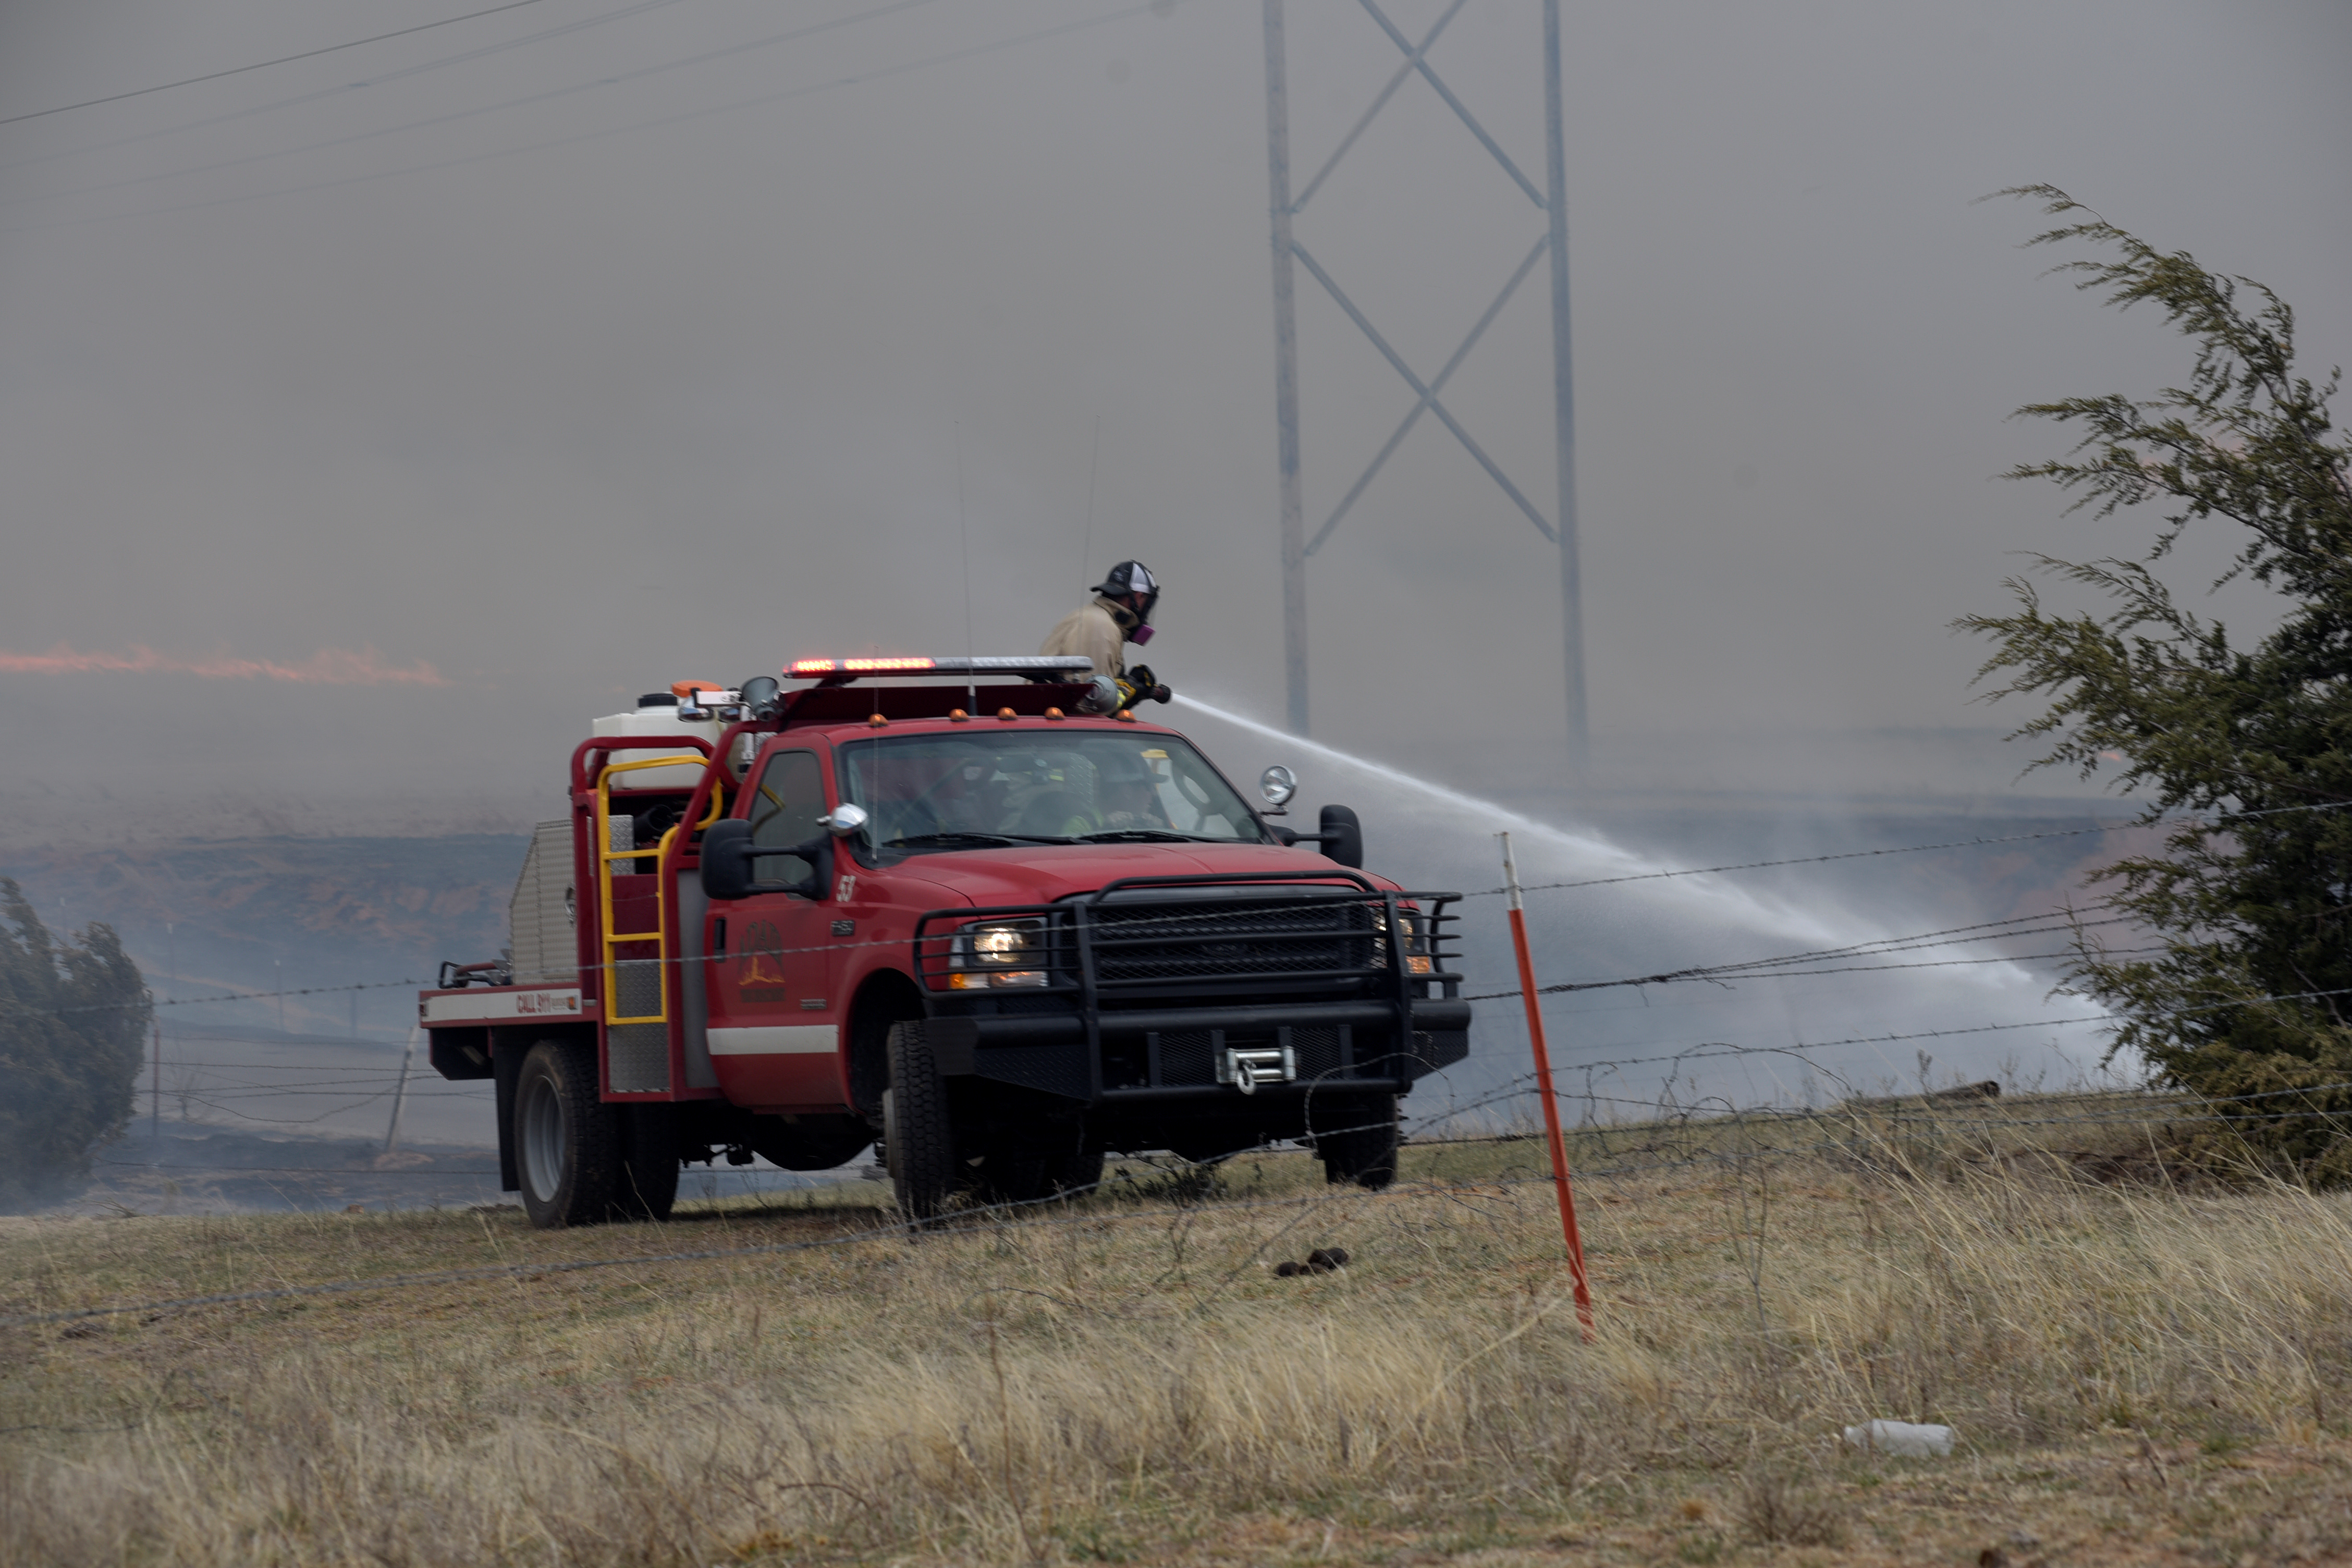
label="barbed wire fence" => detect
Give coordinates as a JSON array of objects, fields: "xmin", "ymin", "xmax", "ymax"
[{"xmin": 20, "ymin": 1048, "xmax": 2352, "ymax": 1332}]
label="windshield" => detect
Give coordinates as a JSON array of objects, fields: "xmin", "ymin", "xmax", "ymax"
[{"xmin": 836, "ymin": 731, "xmax": 1265, "ymax": 861}]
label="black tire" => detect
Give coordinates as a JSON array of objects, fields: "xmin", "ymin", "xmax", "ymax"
[
  {"xmin": 615, "ymin": 1103, "xmax": 679, "ymax": 1221},
  {"xmin": 885, "ymin": 1021, "xmax": 958, "ymax": 1220},
  {"xmin": 1046, "ymin": 1145, "xmax": 1106, "ymax": 1198},
  {"xmin": 514, "ymin": 1039, "xmax": 621, "ymax": 1228},
  {"xmin": 966, "ymin": 1121, "xmax": 1098, "ymax": 1205},
  {"xmin": 1316, "ymin": 1095, "xmax": 1400, "ymax": 1189},
  {"xmin": 967, "ymin": 1150, "xmax": 1049, "ymax": 1205}
]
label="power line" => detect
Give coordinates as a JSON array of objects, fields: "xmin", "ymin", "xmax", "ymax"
[
  {"xmin": 0, "ymin": 0, "xmax": 552, "ymax": 128},
  {"xmin": 1, "ymin": 0, "xmax": 1173, "ymax": 237},
  {"xmin": 0, "ymin": 0, "xmax": 704, "ymax": 176},
  {"xmin": 3, "ymin": 0, "xmax": 960, "ymax": 215}
]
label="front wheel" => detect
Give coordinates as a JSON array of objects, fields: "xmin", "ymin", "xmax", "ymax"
[
  {"xmin": 1315, "ymin": 1095, "xmax": 1400, "ymax": 1189},
  {"xmin": 969, "ymin": 1123, "xmax": 1101, "ymax": 1205},
  {"xmin": 885, "ymin": 1021, "xmax": 958, "ymax": 1220},
  {"xmin": 514, "ymin": 1039, "xmax": 621, "ymax": 1228},
  {"xmin": 1046, "ymin": 1145, "xmax": 1105, "ymax": 1198}
]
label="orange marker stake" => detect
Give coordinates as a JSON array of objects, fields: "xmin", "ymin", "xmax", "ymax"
[{"xmin": 1499, "ymin": 831, "xmax": 1595, "ymax": 1340}]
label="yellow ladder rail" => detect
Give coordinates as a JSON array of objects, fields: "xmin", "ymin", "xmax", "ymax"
[{"xmin": 595, "ymin": 758, "xmax": 727, "ymax": 1028}]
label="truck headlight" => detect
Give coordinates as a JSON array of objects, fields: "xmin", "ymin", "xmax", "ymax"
[
  {"xmin": 949, "ymin": 919, "xmax": 1049, "ymax": 988},
  {"xmin": 1370, "ymin": 905, "xmax": 1434, "ymax": 975}
]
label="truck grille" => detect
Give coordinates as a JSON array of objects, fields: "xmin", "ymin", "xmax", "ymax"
[
  {"xmin": 913, "ymin": 877, "xmax": 1461, "ymax": 1013},
  {"xmin": 1089, "ymin": 898, "xmax": 1375, "ymax": 985}
]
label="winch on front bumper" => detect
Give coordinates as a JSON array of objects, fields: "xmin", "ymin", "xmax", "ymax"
[{"xmin": 914, "ymin": 871, "xmax": 1471, "ymax": 1104}]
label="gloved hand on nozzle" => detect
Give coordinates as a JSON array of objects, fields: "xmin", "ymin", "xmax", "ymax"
[{"xmin": 1117, "ymin": 664, "xmax": 1172, "ymax": 710}]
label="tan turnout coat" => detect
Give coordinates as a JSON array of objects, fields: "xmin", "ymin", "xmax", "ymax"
[{"xmin": 1039, "ymin": 596, "xmax": 1133, "ymax": 678}]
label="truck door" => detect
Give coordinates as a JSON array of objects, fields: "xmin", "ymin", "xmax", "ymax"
[{"xmin": 705, "ymin": 747, "xmax": 844, "ymax": 1110}]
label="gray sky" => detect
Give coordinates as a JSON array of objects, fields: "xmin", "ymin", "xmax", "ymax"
[{"xmin": 1, "ymin": 0, "xmax": 2347, "ymax": 816}]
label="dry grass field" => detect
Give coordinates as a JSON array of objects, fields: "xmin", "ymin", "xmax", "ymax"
[{"xmin": 6, "ymin": 1099, "xmax": 2352, "ymax": 1566}]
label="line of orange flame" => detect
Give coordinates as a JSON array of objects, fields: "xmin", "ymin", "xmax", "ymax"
[{"xmin": 0, "ymin": 643, "xmax": 449, "ymax": 686}]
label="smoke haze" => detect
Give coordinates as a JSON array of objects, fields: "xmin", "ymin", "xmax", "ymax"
[{"xmin": 2, "ymin": 0, "xmax": 2345, "ymax": 1158}]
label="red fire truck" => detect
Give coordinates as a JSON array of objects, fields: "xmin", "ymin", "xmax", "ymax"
[{"xmin": 420, "ymin": 656, "xmax": 1471, "ymax": 1227}]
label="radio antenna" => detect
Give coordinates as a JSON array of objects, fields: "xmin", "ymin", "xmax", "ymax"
[
  {"xmin": 957, "ymin": 422, "xmax": 976, "ymax": 709},
  {"xmin": 1079, "ymin": 413, "xmax": 1101, "ymax": 583}
]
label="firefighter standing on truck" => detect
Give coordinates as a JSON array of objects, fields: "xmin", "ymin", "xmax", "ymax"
[{"xmin": 1042, "ymin": 559, "xmax": 1170, "ymax": 712}]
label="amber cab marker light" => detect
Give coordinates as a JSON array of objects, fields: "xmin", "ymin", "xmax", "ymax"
[
  {"xmin": 1044, "ymin": 707, "xmax": 1065, "ymax": 721},
  {"xmin": 1115, "ymin": 710, "xmax": 1138, "ymax": 723},
  {"xmin": 868, "ymin": 713, "xmax": 888, "ymax": 728},
  {"xmin": 949, "ymin": 708, "xmax": 970, "ymax": 722},
  {"xmin": 997, "ymin": 708, "xmax": 1018, "ymax": 721}
]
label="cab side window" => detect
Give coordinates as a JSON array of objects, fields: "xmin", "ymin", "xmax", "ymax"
[{"xmin": 747, "ymin": 751, "xmax": 826, "ymax": 885}]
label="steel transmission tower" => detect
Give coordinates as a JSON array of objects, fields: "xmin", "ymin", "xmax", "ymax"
[{"xmin": 1259, "ymin": 0, "xmax": 1585, "ymax": 766}]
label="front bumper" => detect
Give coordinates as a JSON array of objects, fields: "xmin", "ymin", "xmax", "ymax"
[{"xmin": 915, "ymin": 872, "xmax": 1473, "ymax": 1105}]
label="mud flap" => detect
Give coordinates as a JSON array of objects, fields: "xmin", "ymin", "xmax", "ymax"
[{"xmin": 494, "ymin": 1040, "xmax": 525, "ymax": 1192}]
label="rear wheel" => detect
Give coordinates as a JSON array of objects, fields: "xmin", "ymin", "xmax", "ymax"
[
  {"xmin": 514, "ymin": 1039, "xmax": 621, "ymax": 1228},
  {"xmin": 1315, "ymin": 1095, "xmax": 1400, "ymax": 1189},
  {"xmin": 885, "ymin": 1021, "xmax": 958, "ymax": 1220}
]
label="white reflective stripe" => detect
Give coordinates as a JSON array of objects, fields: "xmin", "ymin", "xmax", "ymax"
[
  {"xmin": 421, "ymin": 988, "xmax": 584, "ymax": 1026},
  {"xmin": 707, "ymin": 1025, "xmax": 838, "ymax": 1056}
]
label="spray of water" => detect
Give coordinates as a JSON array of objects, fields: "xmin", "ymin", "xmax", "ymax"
[
  {"xmin": 1168, "ymin": 691, "xmax": 2085, "ymax": 1102},
  {"xmin": 1172, "ymin": 691, "xmax": 1852, "ymax": 950}
]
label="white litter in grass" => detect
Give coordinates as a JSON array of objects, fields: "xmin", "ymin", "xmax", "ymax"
[{"xmin": 1842, "ymin": 1419, "xmax": 1955, "ymax": 1457}]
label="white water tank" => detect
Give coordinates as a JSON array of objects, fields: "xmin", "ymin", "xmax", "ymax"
[{"xmin": 591, "ymin": 692, "xmax": 728, "ymax": 791}]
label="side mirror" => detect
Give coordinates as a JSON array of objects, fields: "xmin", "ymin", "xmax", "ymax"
[
  {"xmin": 701, "ymin": 818, "xmax": 757, "ymax": 901},
  {"xmin": 818, "ymin": 803, "xmax": 868, "ymax": 837},
  {"xmin": 785, "ymin": 837, "xmax": 832, "ymax": 900},
  {"xmin": 699, "ymin": 818, "xmax": 831, "ymax": 900},
  {"xmin": 1316, "ymin": 804, "xmax": 1363, "ymax": 868},
  {"xmin": 1277, "ymin": 804, "xmax": 1362, "ymax": 866}
]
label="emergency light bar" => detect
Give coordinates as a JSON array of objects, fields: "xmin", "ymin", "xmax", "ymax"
[{"xmin": 786, "ymin": 655, "xmax": 1096, "ymax": 680}]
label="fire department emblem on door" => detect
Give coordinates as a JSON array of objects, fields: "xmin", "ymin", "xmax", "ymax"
[{"xmin": 738, "ymin": 918, "xmax": 787, "ymax": 1000}]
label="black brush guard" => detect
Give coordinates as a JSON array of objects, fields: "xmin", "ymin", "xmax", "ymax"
[{"xmin": 915, "ymin": 871, "xmax": 1471, "ymax": 1104}]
